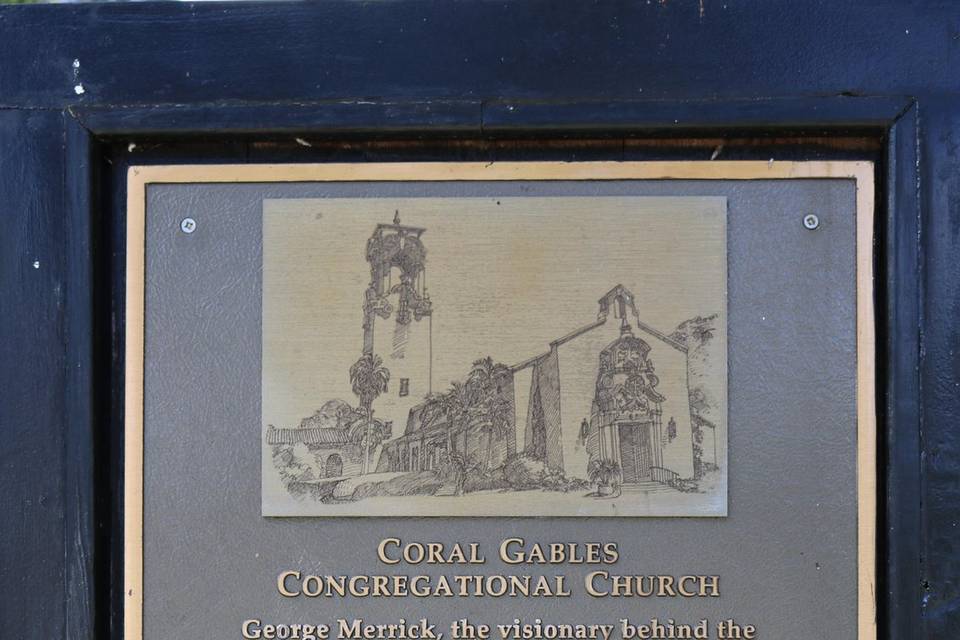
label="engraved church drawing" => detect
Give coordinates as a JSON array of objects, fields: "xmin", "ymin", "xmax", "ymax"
[{"xmin": 262, "ymin": 196, "xmax": 726, "ymax": 517}]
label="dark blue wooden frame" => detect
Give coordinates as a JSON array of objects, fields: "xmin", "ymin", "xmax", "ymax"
[{"xmin": 1, "ymin": 2, "xmax": 956, "ymax": 638}]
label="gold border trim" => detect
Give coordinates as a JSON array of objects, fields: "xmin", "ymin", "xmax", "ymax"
[{"xmin": 124, "ymin": 161, "xmax": 876, "ymax": 640}]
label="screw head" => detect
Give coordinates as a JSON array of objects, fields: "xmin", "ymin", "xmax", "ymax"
[
  {"xmin": 180, "ymin": 217, "xmax": 197, "ymax": 234},
  {"xmin": 802, "ymin": 213, "xmax": 820, "ymax": 230}
]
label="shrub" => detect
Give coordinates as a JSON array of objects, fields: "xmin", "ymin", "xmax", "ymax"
[
  {"xmin": 463, "ymin": 465, "xmax": 508, "ymax": 493},
  {"xmin": 670, "ymin": 478, "xmax": 700, "ymax": 493},
  {"xmin": 503, "ymin": 454, "xmax": 547, "ymax": 490},
  {"xmin": 587, "ymin": 459, "xmax": 622, "ymax": 488},
  {"xmin": 351, "ymin": 471, "xmax": 443, "ymax": 500},
  {"xmin": 501, "ymin": 454, "xmax": 588, "ymax": 493}
]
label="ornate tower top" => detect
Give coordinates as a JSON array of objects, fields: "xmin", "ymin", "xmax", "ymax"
[
  {"xmin": 362, "ymin": 212, "xmax": 432, "ymax": 355},
  {"xmin": 597, "ymin": 284, "xmax": 639, "ymax": 334}
]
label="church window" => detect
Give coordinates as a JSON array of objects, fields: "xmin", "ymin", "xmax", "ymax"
[{"xmin": 399, "ymin": 378, "xmax": 410, "ymax": 397}]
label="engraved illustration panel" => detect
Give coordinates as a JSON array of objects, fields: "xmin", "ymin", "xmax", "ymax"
[{"xmin": 261, "ymin": 196, "xmax": 727, "ymax": 516}]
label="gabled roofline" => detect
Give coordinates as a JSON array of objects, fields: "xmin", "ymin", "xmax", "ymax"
[
  {"xmin": 634, "ymin": 319, "xmax": 687, "ymax": 353},
  {"xmin": 546, "ymin": 315, "xmax": 687, "ymax": 353},
  {"xmin": 510, "ymin": 351, "xmax": 549, "ymax": 372},
  {"xmin": 597, "ymin": 284, "xmax": 687, "ymax": 352},
  {"xmin": 509, "ymin": 294, "xmax": 688, "ymax": 370},
  {"xmin": 506, "ymin": 284, "xmax": 693, "ymax": 372},
  {"xmin": 549, "ymin": 319, "xmax": 605, "ymax": 348}
]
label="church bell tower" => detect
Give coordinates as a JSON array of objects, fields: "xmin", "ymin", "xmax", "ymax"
[{"xmin": 362, "ymin": 211, "xmax": 434, "ymax": 441}]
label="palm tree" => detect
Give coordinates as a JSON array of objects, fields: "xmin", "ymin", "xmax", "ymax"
[
  {"xmin": 468, "ymin": 356, "xmax": 510, "ymax": 395},
  {"xmin": 420, "ymin": 390, "xmax": 454, "ymax": 466},
  {"xmin": 420, "ymin": 357, "xmax": 513, "ymax": 475},
  {"xmin": 349, "ymin": 353, "xmax": 390, "ymax": 474},
  {"xmin": 468, "ymin": 357, "xmax": 513, "ymax": 469},
  {"xmin": 422, "ymin": 381, "xmax": 477, "ymax": 461},
  {"xmin": 478, "ymin": 392, "xmax": 513, "ymax": 469},
  {"xmin": 420, "ymin": 391, "xmax": 450, "ymax": 429},
  {"xmin": 447, "ymin": 381, "xmax": 478, "ymax": 453}
]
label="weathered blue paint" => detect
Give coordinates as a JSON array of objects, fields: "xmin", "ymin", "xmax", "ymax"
[{"xmin": 0, "ymin": 2, "xmax": 956, "ymax": 639}]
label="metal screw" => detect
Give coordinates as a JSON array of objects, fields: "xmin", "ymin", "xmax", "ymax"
[
  {"xmin": 180, "ymin": 217, "xmax": 197, "ymax": 234},
  {"xmin": 802, "ymin": 213, "xmax": 820, "ymax": 230}
]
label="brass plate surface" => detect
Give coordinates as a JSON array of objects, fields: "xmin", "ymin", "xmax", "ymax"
[{"xmin": 125, "ymin": 161, "xmax": 875, "ymax": 640}]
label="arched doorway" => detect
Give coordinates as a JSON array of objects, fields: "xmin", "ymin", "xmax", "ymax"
[
  {"xmin": 592, "ymin": 326, "xmax": 666, "ymax": 484},
  {"xmin": 324, "ymin": 453, "xmax": 343, "ymax": 478}
]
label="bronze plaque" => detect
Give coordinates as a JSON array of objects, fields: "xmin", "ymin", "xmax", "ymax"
[{"xmin": 125, "ymin": 162, "xmax": 875, "ymax": 640}]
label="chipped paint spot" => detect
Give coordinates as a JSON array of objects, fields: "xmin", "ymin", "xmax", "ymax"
[
  {"xmin": 128, "ymin": 142, "xmax": 137, "ymax": 152},
  {"xmin": 71, "ymin": 58, "xmax": 84, "ymax": 96},
  {"xmin": 295, "ymin": 138, "xmax": 312, "ymax": 148},
  {"xmin": 32, "ymin": 260, "xmax": 40, "ymax": 269}
]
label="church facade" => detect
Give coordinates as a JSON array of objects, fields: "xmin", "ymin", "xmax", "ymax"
[
  {"xmin": 375, "ymin": 282, "xmax": 699, "ymax": 486},
  {"xmin": 511, "ymin": 285, "xmax": 696, "ymax": 483}
]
